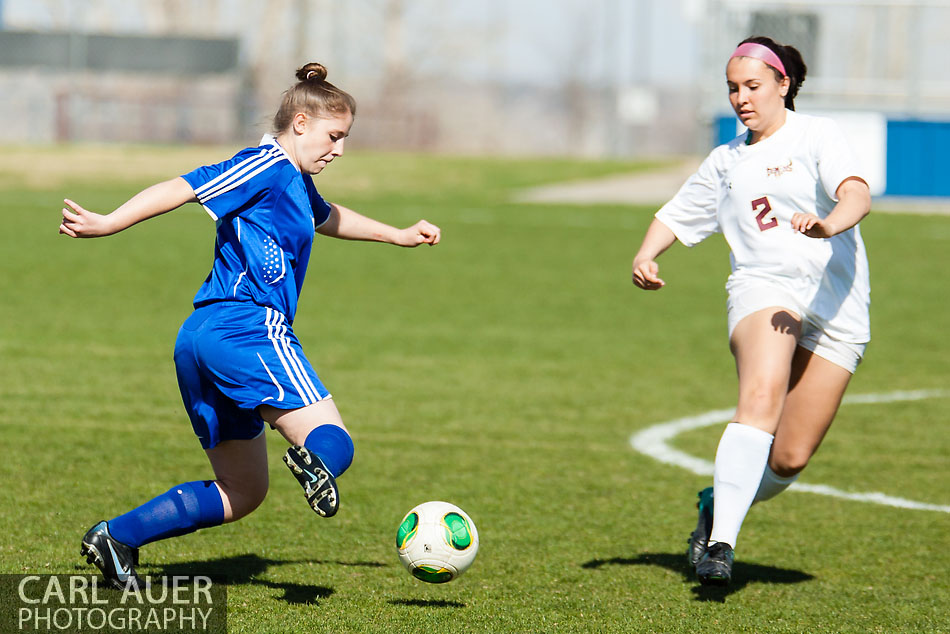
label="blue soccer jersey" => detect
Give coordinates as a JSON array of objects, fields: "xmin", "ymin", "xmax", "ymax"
[{"xmin": 181, "ymin": 135, "xmax": 332, "ymax": 323}]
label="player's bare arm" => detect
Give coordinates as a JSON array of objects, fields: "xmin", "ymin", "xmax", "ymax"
[
  {"xmin": 318, "ymin": 202, "xmax": 441, "ymax": 247},
  {"xmin": 632, "ymin": 218, "xmax": 677, "ymax": 290},
  {"xmin": 791, "ymin": 177, "xmax": 871, "ymax": 239},
  {"xmin": 60, "ymin": 177, "xmax": 197, "ymax": 238}
]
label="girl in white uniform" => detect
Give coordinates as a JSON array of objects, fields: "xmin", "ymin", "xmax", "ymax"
[{"xmin": 631, "ymin": 36, "xmax": 872, "ymax": 585}]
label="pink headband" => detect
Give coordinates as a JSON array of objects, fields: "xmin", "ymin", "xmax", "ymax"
[{"xmin": 729, "ymin": 42, "xmax": 786, "ymax": 76}]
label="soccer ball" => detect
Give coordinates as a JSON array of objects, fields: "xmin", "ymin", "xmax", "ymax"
[{"xmin": 395, "ymin": 501, "xmax": 479, "ymax": 583}]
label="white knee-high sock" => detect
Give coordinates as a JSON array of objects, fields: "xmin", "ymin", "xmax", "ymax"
[
  {"xmin": 708, "ymin": 422, "xmax": 774, "ymax": 548},
  {"xmin": 752, "ymin": 465, "xmax": 799, "ymax": 504}
]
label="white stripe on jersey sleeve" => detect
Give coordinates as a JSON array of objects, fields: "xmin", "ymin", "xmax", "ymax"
[
  {"xmin": 197, "ymin": 152, "xmax": 284, "ymax": 203},
  {"xmin": 194, "ymin": 142, "xmax": 289, "ymax": 201},
  {"xmin": 194, "ymin": 148, "xmax": 269, "ymax": 199}
]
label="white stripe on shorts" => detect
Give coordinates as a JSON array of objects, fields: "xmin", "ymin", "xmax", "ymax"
[
  {"xmin": 286, "ymin": 337, "xmax": 322, "ymax": 401},
  {"xmin": 232, "ymin": 269, "xmax": 246, "ymax": 296},
  {"xmin": 265, "ymin": 308, "xmax": 318, "ymax": 405},
  {"xmin": 265, "ymin": 308, "xmax": 310, "ymax": 405},
  {"xmin": 257, "ymin": 352, "xmax": 285, "ymax": 402},
  {"xmin": 275, "ymin": 316, "xmax": 318, "ymax": 403}
]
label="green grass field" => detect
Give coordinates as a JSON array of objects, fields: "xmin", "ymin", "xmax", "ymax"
[{"xmin": 1, "ymin": 145, "xmax": 948, "ymax": 633}]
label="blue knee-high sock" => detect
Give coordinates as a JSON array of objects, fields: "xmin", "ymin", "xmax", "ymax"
[
  {"xmin": 304, "ymin": 424, "xmax": 354, "ymax": 478},
  {"xmin": 107, "ymin": 480, "xmax": 225, "ymax": 548}
]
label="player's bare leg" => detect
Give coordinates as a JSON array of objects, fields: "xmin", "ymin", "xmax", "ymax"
[
  {"xmin": 770, "ymin": 348, "xmax": 852, "ymax": 477},
  {"xmin": 696, "ymin": 307, "xmax": 801, "ymax": 585},
  {"xmin": 731, "ymin": 307, "xmax": 802, "ymax": 434},
  {"xmin": 205, "ymin": 435, "xmax": 269, "ymax": 523},
  {"xmin": 261, "ymin": 400, "xmax": 352, "ymax": 517},
  {"xmin": 262, "ymin": 400, "xmax": 349, "ymax": 445}
]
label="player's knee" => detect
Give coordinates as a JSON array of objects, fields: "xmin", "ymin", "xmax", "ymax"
[
  {"xmin": 769, "ymin": 448, "xmax": 809, "ymax": 477},
  {"xmin": 738, "ymin": 384, "xmax": 785, "ymax": 423},
  {"xmin": 220, "ymin": 476, "xmax": 269, "ymax": 521},
  {"xmin": 229, "ymin": 492, "xmax": 267, "ymax": 521}
]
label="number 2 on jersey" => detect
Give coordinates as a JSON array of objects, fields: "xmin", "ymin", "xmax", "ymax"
[{"xmin": 752, "ymin": 196, "xmax": 777, "ymax": 231}]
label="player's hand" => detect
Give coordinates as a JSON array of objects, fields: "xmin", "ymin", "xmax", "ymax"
[
  {"xmin": 59, "ymin": 199, "xmax": 116, "ymax": 238},
  {"xmin": 790, "ymin": 212, "xmax": 836, "ymax": 238},
  {"xmin": 396, "ymin": 220, "xmax": 441, "ymax": 247},
  {"xmin": 632, "ymin": 257, "xmax": 665, "ymax": 290}
]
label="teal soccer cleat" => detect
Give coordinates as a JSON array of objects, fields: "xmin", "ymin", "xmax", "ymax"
[
  {"xmin": 696, "ymin": 541, "xmax": 734, "ymax": 586},
  {"xmin": 687, "ymin": 486, "xmax": 714, "ymax": 566}
]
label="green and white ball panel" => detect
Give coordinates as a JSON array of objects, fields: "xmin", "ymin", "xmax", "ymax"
[
  {"xmin": 441, "ymin": 512, "xmax": 474, "ymax": 550},
  {"xmin": 395, "ymin": 511, "xmax": 419, "ymax": 550},
  {"xmin": 395, "ymin": 501, "xmax": 479, "ymax": 584},
  {"xmin": 410, "ymin": 562, "xmax": 456, "ymax": 584}
]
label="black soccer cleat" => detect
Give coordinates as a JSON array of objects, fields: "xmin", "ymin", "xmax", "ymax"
[
  {"xmin": 283, "ymin": 445, "xmax": 339, "ymax": 517},
  {"xmin": 80, "ymin": 521, "xmax": 147, "ymax": 591},
  {"xmin": 687, "ymin": 486, "xmax": 714, "ymax": 566},
  {"xmin": 696, "ymin": 541, "xmax": 734, "ymax": 586}
]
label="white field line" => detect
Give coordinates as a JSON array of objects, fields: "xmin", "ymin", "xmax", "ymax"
[{"xmin": 630, "ymin": 389, "xmax": 950, "ymax": 513}]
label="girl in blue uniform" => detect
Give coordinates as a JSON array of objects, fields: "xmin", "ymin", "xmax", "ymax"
[{"xmin": 61, "ymin": 63, "xmax": 441, "ymax": 589}]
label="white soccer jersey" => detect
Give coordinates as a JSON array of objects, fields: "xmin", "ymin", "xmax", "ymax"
[{"xmin": 656, "ymin": 110, "xmax": 870, "ymax": 343}]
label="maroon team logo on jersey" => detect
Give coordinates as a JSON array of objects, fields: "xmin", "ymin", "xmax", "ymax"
[{"xmin": 766, "ymin": 159, "xmax": 793, "ymax": 177}]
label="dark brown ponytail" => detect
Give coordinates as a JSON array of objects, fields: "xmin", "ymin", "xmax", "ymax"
[{"xmin": 738, "ymin": 36, "xmax": 807, "ymax": 111}]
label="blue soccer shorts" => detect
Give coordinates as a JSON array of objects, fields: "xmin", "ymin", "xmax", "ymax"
[{"xmin": 174, "ymin": 301, "xmax": 331, "ymax": 449}]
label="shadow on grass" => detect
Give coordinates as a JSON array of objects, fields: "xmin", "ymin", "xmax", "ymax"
[
  {"xmin": 75, "ymin": 553, "xmax": 386, "ymax": 606},
  {"xmin": 389, "ymin": 598, "xmax": 467, "ymax": 608},
  {"xmin": 582, "ymin": 552, "xmax": 814, "ymax": 603}
]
